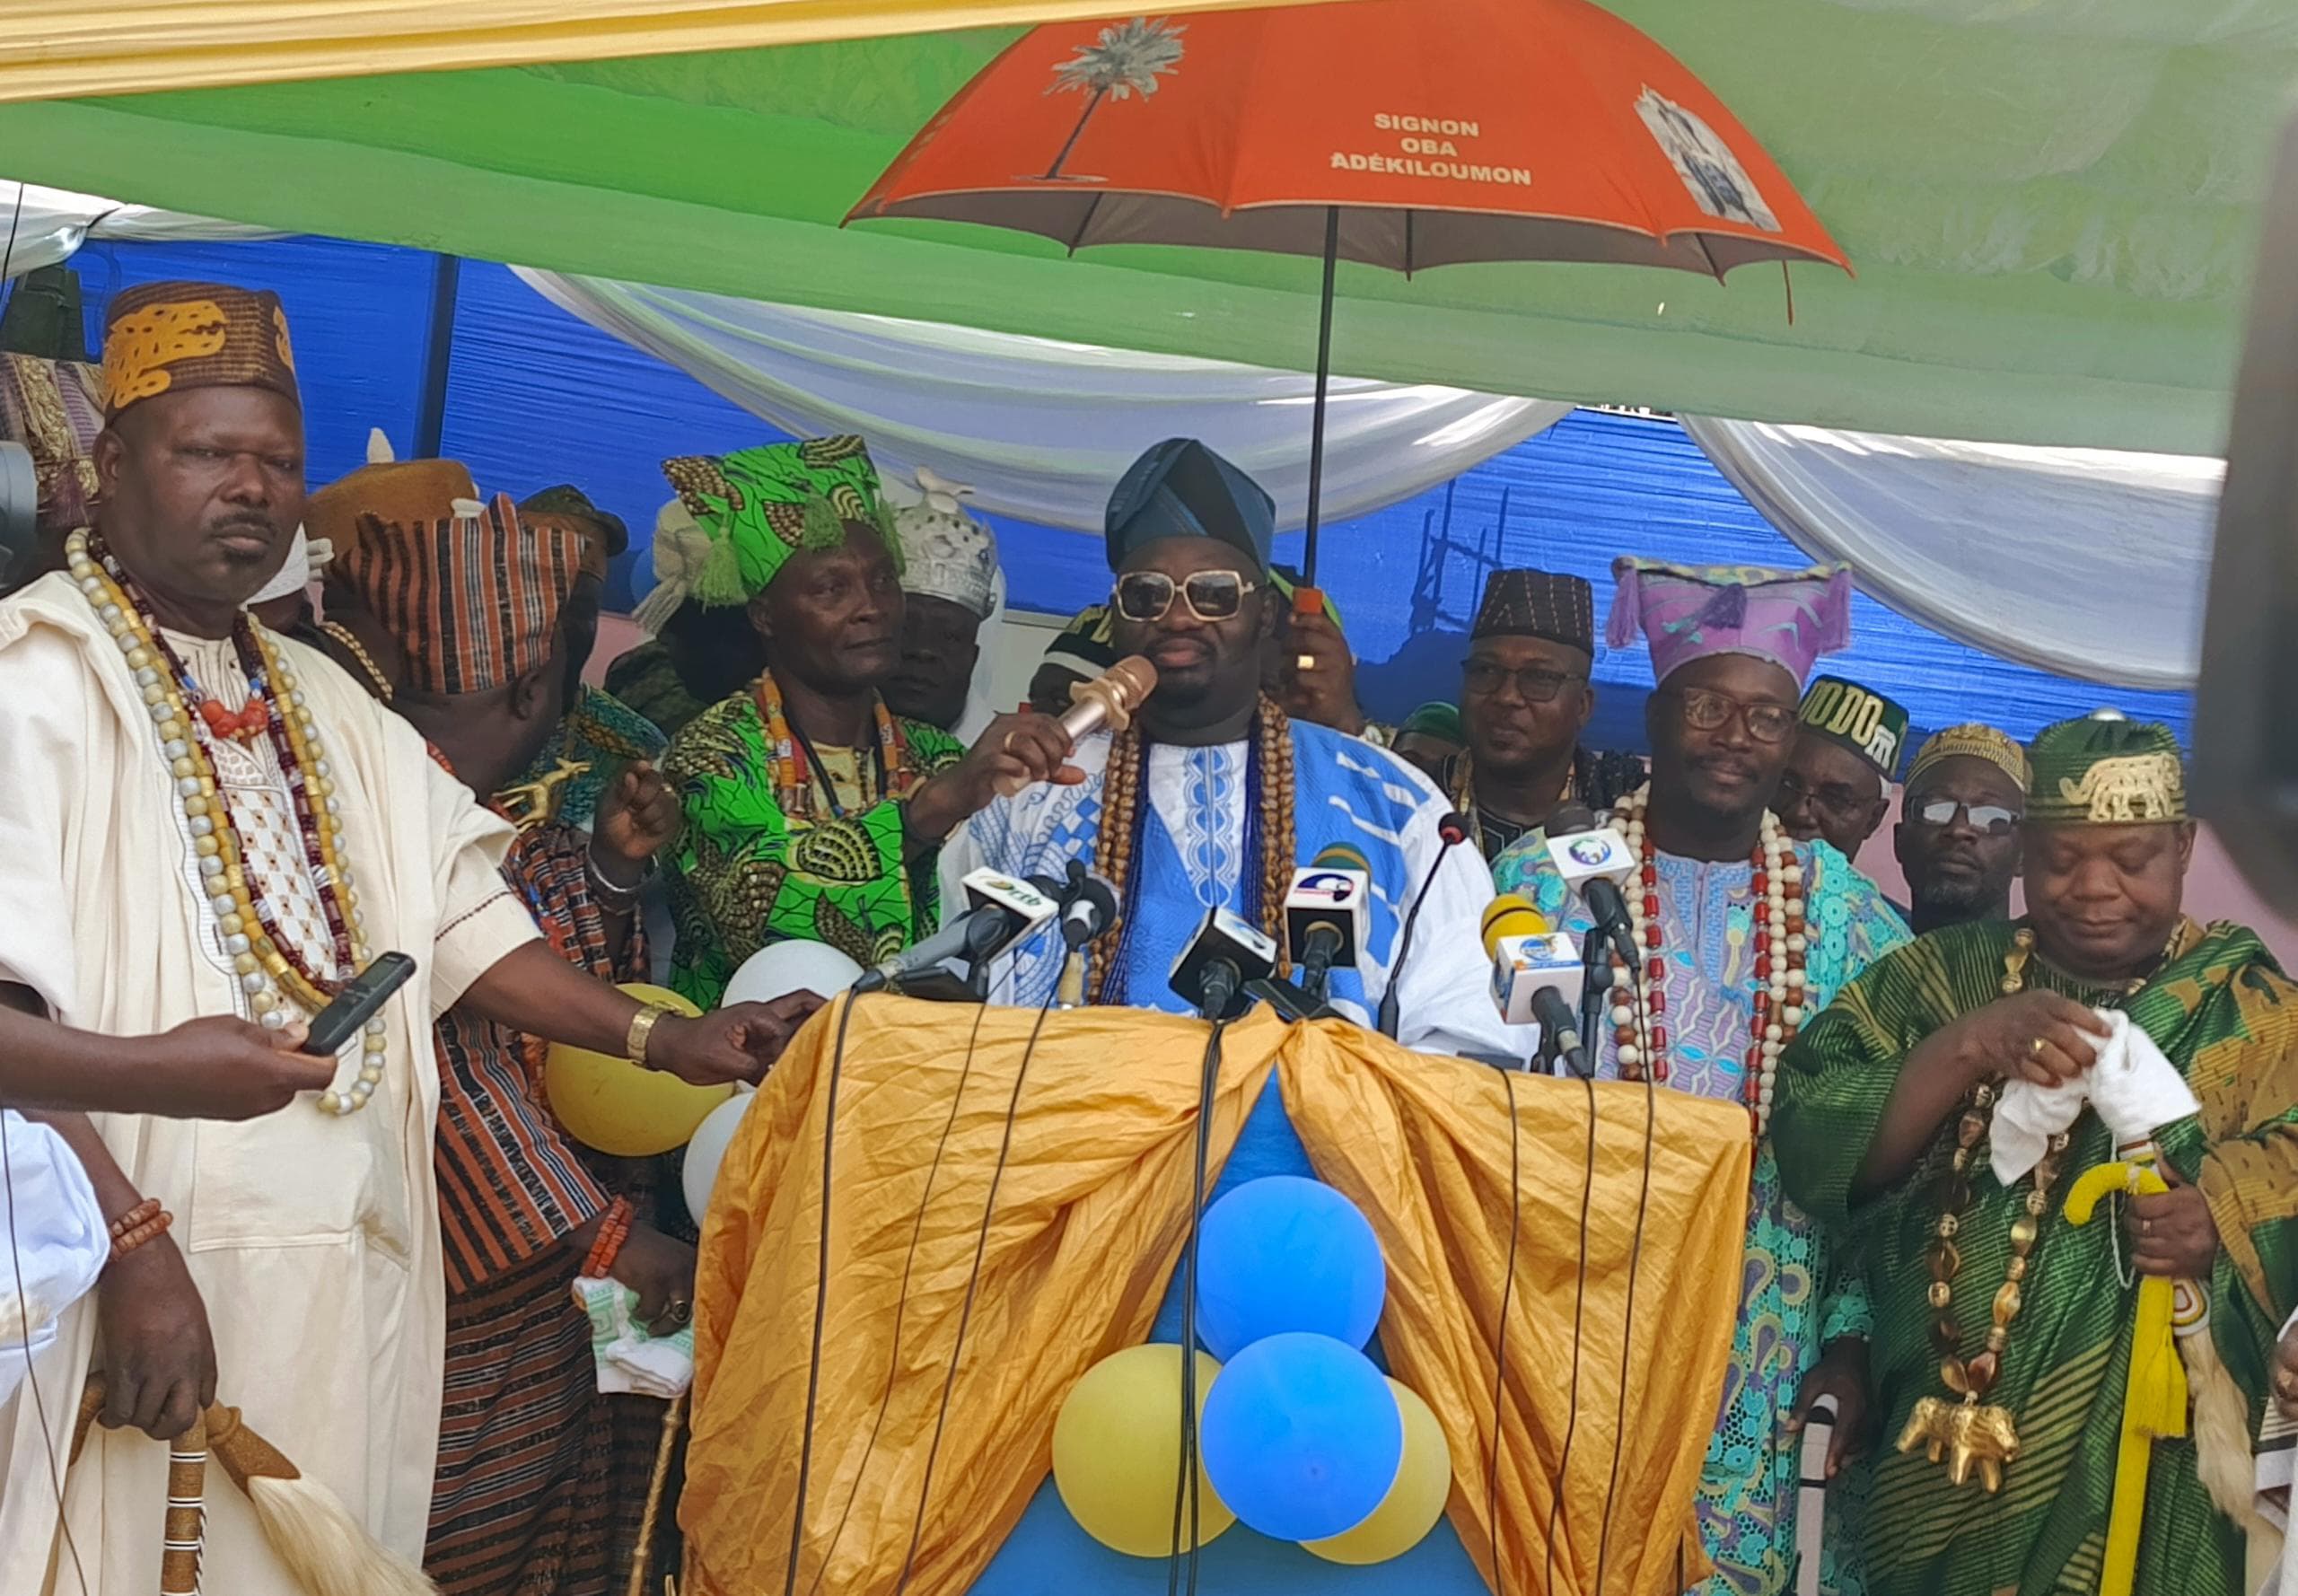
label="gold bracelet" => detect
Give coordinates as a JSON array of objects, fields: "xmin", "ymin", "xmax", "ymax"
[{"xmin": 626, "ymin": 1004, "xmax": 677, "ymax": 1067}]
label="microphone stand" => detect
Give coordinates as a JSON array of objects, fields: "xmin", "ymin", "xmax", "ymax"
[
  {"xmin": 1376, "ymin": 816, "xmax": 1470, "ymax": 1039},
  {"xmin": 1574, "ymin": 936, "xmax": 1612, "ymax": 1081}
]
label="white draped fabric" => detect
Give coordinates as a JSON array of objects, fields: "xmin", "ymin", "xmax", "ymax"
[
  {"xmin": 1679, "ymin": 417, "xmax": 2220, "ymax": 690},
  {"xmin": 513, "ymin": 270, "xmax": 1574, "ymax": 535},
  {"xmin": 0, "ymin": 181, "xmax": 276, "ymax": 275}
]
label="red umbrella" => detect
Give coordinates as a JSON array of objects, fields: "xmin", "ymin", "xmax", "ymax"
[{"xmin": 851, "ymin": 0, "xmax": 1847, "ymax": 578}]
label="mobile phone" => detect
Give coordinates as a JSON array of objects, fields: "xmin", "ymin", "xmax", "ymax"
[{"xmin": 300, "ymin": 952, "xmax": 417, "ymax": 1056}]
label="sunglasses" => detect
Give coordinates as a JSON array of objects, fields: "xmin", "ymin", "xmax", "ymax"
[
  {"xmin": 1113, "ymin": 570, "xmax": 1261, "ymax": 624},
  {"xmin": 1912, "ymin": 798, "xmax": 2022, "ymax": 835},
  {"xmin": 1660, "ymin": 686, "xmax": 1797, "ymax": 745},
  {"xmin": 1460, "ymin": 660, "xmax": 1585, "ymax": 704}
]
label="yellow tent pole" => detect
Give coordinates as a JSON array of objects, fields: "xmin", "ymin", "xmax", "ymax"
[{"xmin": 2064, "ymin": 1160, "xmax": 2189, "ymax": 1596}]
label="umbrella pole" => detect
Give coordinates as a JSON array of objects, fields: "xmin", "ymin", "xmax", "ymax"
[{"xmin": 1302, "ymin": 206, "xmax": 1338, "ymax": 584}]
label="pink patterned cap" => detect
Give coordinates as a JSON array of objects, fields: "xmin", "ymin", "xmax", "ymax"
[{"xmin": 1607, "ymin": 557, "xmax": 1852, "ymax": 688}]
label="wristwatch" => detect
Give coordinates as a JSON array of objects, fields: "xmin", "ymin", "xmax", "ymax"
[{"xmin": 625, "ymin": 1003, "xmax": 678, "ymax": 1067}]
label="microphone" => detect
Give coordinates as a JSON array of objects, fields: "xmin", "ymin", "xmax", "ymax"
[
  {"xmin": 852, "ymin": 868, "xmax": 1059, "ymax": 994},
  {"xmin": 1375, "ymin": 810, "xmax": 1472, "ymax": 1039},
  {"xmin": 1284, "ymin": 843, "xmax": 1370, "ymax": 1002},
  {"xmin": 1058, "ymin": 860, "xmax": 1118, "ymax": 950},
  {"xmin": 1168, "ymin": 905, "xmax": 1278, "ymax": 1022},
  {"xmin": 1542, "ymin": 802, "xmax": 1638, "ymax": 967},
  {"xmin": 993, "ymin": 655, "xmax": 1159, "ymax": 796},
  {"xmin": 1481, "ymin": 894, "xmax": 1590, "ymax": 1075}
]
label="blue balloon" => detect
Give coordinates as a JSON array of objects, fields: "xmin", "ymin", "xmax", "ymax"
[
  {"xmin": 1199, "ymin": 1332, "xmax": 1403, "ymax": 1543},
  {"xmin": 1194, "ymin": 1176, "xmax": 1384, "ymax": 1360}
]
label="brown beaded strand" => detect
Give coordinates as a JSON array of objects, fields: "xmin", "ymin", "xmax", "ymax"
[{"xmin": 1085, "ymin": 696, "xmax": 1296, "ymax": 1001}]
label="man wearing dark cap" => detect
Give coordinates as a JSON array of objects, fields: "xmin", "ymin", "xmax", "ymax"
[
  {"xmin": 1445, "ymin": 566, "xmax": 1645, "ymax": 859},
  {"xmin": 0, "ymin": 285, "xmax": 816, "ymax": 1592},
  {"xmin": 1778, "ymin": 673, "xmax": 1908, "ymax": 862},
  {"xmin": 509, "ymin": 483, "xmax": 668, "ymax": 831},
  {"xmin": 943, "ymin": 436, "xmax": 1517, "ymax": 1061},
  {"xmin": 1780, "ymin": 712, "xmax": 2298, "ymax": 1596}
]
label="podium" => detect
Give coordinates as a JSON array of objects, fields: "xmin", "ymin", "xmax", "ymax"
[{"xmin": 680, "ymin": 997, "xmax": 1753, "ymax": 1596}]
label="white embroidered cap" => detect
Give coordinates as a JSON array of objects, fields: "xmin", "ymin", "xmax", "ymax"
[{"xmin": 890, "ymin": 465, "xmax": 1000, "ymax": 621}]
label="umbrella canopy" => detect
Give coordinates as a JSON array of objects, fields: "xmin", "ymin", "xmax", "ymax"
[{"xmin": 849, "ymin": 0, "xmax": 1848, "ymax": 277}]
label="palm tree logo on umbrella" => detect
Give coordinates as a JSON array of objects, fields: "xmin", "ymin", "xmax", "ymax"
[{"xmin": 1039, "ymin": 16, "xmax": 1186, "ymax": 181}]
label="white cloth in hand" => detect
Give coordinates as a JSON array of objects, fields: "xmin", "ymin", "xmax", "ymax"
[
  {"xmin": 0, "ymin": 1109, "xmax": 107, "ymax": 1406},
  {"xmin": 2085, "ymin": 1008, "xmax": 2201, "ymax": 1144},
  {"xmin": 570, "ymin": 1275, "xmax": 694, "ymax": 1399},
  {"xmin": 1989, "ymin": 1007, "xmax": 2200, "ymax": 1182}
]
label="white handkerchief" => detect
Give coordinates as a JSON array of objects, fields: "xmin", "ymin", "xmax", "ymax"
[
  {"xmin": 2086, "ymin": 1008, "xmax": 2202, "ymax": 1144},
  {"xmin": 1990, "ymin": 1074, "xmax": 2088, "ymax": 1184}
]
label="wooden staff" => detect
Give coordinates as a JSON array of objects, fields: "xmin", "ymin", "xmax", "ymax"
[{"xmin": 160, "ymin": 1413, "xmax": 207, "ymax": 1596}]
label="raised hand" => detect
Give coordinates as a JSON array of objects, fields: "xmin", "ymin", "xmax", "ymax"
[
  {"xmin": 592, "ymin": 760, "xmax": 681, "ymax": 881},
  {"xmin": 1944, "ymin": 988, "xmax": 2111, "ymax": 1090}
]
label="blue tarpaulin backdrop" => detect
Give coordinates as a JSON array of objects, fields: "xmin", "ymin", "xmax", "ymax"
[{"xmin": 64, "ymin": 234, "xmax": 2192, "ymax": 752}]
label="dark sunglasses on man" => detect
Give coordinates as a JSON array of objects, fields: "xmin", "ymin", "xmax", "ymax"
[
  {"xmin": 1656, "ymin": 685, "xmax": 1798, "ymax": 744},
  {"xmin": 1460, "ymin": 659, "xmax": 1586, "ymax": 704},
  {"xmin": 1909, "ymin": 797, "xmax": 2022, "ymax": 835},
  {"xmin": 1113, "ymin": 569, "xmax": 1260, "ymax": 624}
]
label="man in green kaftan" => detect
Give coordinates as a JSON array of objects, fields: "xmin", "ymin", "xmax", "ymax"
[{"xmin": 1776, "ymin": 713, "xmax": 2298, "ymax": 1596}]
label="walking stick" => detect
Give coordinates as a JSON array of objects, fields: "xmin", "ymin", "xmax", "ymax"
[
  {"xmin": 625, "ymin": 1392, "xmax": 689, "ymax": 1596},
  {"xmin": 160, "ymin": 1413, "xmax": 208, "ymax": 1596},
  {"xmin": 75, "ymin": 1376, "xmax": 438, "ymax": 1596}
]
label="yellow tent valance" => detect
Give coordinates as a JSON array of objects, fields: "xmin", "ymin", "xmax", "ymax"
[{"xmin": 0, "ymin": 0, "xmax": 1339, "ymax": 104}]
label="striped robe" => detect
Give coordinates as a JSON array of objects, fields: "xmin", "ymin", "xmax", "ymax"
[{"xmin": 425, "ymin": 823, "xmax": 669, "ymax": 1596}]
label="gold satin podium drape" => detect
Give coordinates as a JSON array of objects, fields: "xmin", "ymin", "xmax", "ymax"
[{"xmin": 686, "ymin": 998, "xmax": 1752, "ymax": 1596}]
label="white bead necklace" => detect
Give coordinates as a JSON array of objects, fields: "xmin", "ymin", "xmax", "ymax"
[
  {"xmin": 66, "ymin": 530, "xmax": 388, "ymax": 1115},
  {"xmin": 1605, "ymin": 785, "xmax": 1808, "ymax": 1137}
]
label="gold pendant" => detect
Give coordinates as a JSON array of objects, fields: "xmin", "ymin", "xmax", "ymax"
[
  {"xmin": 494, "ymin": 758, "xmax": 592, "ymax": 832},
  {"xmin": 1896, "ymin": 1395, "xmax": 2020, "ymax": 1493}
]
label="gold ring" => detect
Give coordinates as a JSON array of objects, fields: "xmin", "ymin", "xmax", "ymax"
[
  {"xmin": 2142, "ymin": 1218, "xmax": 2153, "ymax": 1239},
  {"xmin": 669, "ymin": 1299, "xmax": 693, "ymax": 1325},
  {"xmin": 1002, "ymin": 732, "xmax": 1017, "ymax": 754},
  {"xmin": 1295, "ymin": 653, "xmax": 1315, "ymax": 672},
  {"xmin": 2030, "ymin": 1037, "xmax": 2046, "ymax": 1057}
]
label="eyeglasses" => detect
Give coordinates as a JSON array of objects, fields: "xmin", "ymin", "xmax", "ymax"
[
  {"xmin": 1911, "ymin": 798, "xmax": 2022, "ymax": 835},
  {"xmin": 1460, "ymin": 659, "xmax": 1585, "ymax": 704},
  {"xmin": 1112, "ymin": 570, "xmax": 1261, "ymax": 624},
  {"xmin": 1658, "ymin": 687, "xmax": 1797, "ymax": 744},
  {"xmin": 1777, "ymin": 769, "xmax": 1874, "ymax": 821}
]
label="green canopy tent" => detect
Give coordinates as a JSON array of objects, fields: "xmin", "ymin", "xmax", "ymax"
[{"xmin": 0, "ymin": 0, "xmax": 2284, "ymax": 452}]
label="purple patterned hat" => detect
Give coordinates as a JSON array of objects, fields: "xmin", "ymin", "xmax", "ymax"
[{"xmin": 1606, "ymin": 557, "xmax": 1852, "ymax": 688}]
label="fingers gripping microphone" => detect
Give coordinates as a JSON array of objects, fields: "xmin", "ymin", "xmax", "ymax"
[
  {"xmin": 993, "ymin": 655, "xmax": 1159, "ymax": 797},
  {"xmin": 1169, "ymin": 906, "xmax": 1278, "ymax": 1022},
  {"xmin": 1284, "ymin": 843, "xmax": 1370, "ymax": 1003},
  {"xmin": 1054, "ymin": 861, "xmax": 1118, "ymax": 1008},
  {"xmin": 1542, "ymin": 802, "xmax": 1638, "ymax": 967},
  {"xmin": 1481, "ymin": 894, "xmax": 1591, "ymax": 1076},
  {"xmin": 852, "ymin": 869, "xmax": 1059, "ymax": 994},
  {"xmin": 1375, "ymin": 811, "xmax": 1472, "ymax": 1039}
]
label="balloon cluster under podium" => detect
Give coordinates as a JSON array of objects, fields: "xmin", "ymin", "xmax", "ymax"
[{"xmin": 1051, "ymin": 1177, "xmax": 1452, "ymax": 1564}]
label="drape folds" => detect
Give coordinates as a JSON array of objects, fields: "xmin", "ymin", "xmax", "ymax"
[{"xmin": 686, "ymin": 997, "xmax": 1752, "ymax": 1596}]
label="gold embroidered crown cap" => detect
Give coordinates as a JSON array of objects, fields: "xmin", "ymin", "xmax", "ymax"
[
  {"xmin": 101, "ymin": 281, "xmax": 299, "ymax": 419},
  {"xmin": 2025, "ymin": 710, "xmax": 2187, "ymax": 826}
]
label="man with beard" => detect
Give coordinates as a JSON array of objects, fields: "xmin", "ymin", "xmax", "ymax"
[
  {"xmin": 656, "ymin": 436, "xmax": 1065, "ymax": 1004},
  {"xmin": 1443, "ymin": 566, "xmax": 1645, "ymax": 860},
  {"xmin": 0, "ymin": 284, "xmax": 815, "ymax": 1594},
  {"xmin": 1892, "ymin": 723, "xmax": 2027, "ymax": 934},
  {"xmin": 1779, "ymin": 674, "xmax": 1908, "ymax": 864},
  {"xmin": 940, "ymin": 435, "xmax": 1515, "ymax": 1059},
  {"xmin": 1492, "ymin": 558, "xmax": 1908, "ymax": 1596}
]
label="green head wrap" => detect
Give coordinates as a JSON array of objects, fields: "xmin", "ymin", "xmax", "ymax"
[
  {"xmin": 661, "ymin": 434, "xmax": 899, "ymax": 608},
  {"xmin": 1400, "ymin": 701, "xmax": 1464, "ymax": 743},
  {"xmin": 2025, "ymin": 711, "xmax": 2188, "ymax": 826}
]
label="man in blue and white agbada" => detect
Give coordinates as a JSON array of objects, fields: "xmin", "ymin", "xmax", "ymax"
[{"xmin": 941, "ymin": 436, "xmax": 1517, "ymax": 1062}]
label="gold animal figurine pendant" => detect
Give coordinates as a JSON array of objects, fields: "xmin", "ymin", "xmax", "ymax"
[
  {"xmin": 1897, "ymin": 1395, "xmax": 2020, "ymax": 1493},
  {"xmin": 495, "ymin": 758, "xmax": 592, "ymax": 832}
]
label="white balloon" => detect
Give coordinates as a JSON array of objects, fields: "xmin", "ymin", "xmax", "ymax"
[
  {"xmin": 721, "ymin": 941, "xmax": 864, "ymax": 1008},
  {"xmin": 681, "ymin": 1092, "xmax": 754, "ymax": 1223}
]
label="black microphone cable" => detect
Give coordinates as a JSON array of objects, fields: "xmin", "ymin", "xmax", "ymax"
[
  {"xmin": 804, "ymin": 996, "xmax": 994, "ymax": 1596},
  {"xmin": 1592, "ymin": 954, "xmax": 1661, "ymax": 1596},
  {"xmin": 1539, "ymin": 1066, "xmax": 1600, "ymax": 1596},
  {"xmin": 1166, "ymin": 1011, "xmax": 1231, "ymax": 1596},
  {"xmin": 893, "ymin": 982, "xmax": 1064, "ymax": 1592},
  {"xmin": 782, "ymin": 989, "xmax": 862, "ymax": 1596}
]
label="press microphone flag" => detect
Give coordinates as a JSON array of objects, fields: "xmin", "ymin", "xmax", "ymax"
[
  {"xmin": 1170, "ymin": 905, "xmax": 1278, "ymax": 1021},
  {"xmin": 1542, "ymin": 803, "xmax": 1638, "ymax": 965},
  {"xmin": 1284, "ymin": 843, "xmax": 1370, "ymax": 1001},
  {"xmin": 1481, "ymin": 893, "xmax": 1590, "ymax": 1074},
  {"xmin": 852, "ymin": 868, "xmax": 1058, "ymax": 994}
]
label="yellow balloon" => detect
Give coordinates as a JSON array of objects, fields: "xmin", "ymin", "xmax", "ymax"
[
  {"xmin": 544, "ymin": 983, "xmax": 730, "ymax": 1156},
  {"xmin": 1052, "ymin": 1345, "xmax": 1236, "ymax": 1557},
  {"xmin": 1302, "ymin": 1379, "xmax": 1452, "ymax": 1565}
]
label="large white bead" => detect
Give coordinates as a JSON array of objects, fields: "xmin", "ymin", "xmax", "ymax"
[
  {"xmin": 197, "ymin": 855, "xmax": 224, "ymax": 878},
  {"xmin": 1765, "ymin": 1023, "xmax": 1784, "ymax": 1042},
  {"xmin": 1611, "ymin": 1004, "xmax": 1636, "ymax": 1028},
  {"xmin": 366, "ymin": 1016, "xmax": 387, "ymax": 1037},
  {"xmin": 190, "ymin": 816, "xmax": 215, "ymax": 838},
  {"xmin": 1618, "ymin": 1044, "xmax": 1642, "ymax": 1069},
  {"xmin": 1786, "ymin": 969, "xmax": 1807, "ymax": 989},
  {"xmin": 259, "ymin": 1006, "xmax": 287, "ymax": 1030},
  {"xmin": 150, "ymin": 702, "xmax": 174, "ymax": 723},
  {"xmin": 1784, "ymin": 1004, "xmax": 1805, "ymax": 1026},
  {"xmin": 240, "ymin": 971, "xmax": 266, "ymax": 994},
  {"xmin": 1786, "ymin": 934, "xmax": 1808, "ymax": 954}
]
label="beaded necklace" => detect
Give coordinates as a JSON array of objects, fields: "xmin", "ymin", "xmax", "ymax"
[
  {"xmin": 1606, "ymin": 785, "xmax": 1807, "ymax": 1138},
  {"xmin": 67, "ymin": 530, "xmax": 388, "ymax": 1116},
  {"xmin": 1899, "ymin": 927, "xmax": 2065, "ymax": 1491},
  {"xmin": 1088, "ymin": 696, "xmax": 1297, "ymax": 1005},
  {"xmin": 751, "ymin": 670, "xmax": 917, "ymax": 821},
  {"xmin": 1450, "ymin": 750, "xmax": 1575, "ymax": 856}
]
